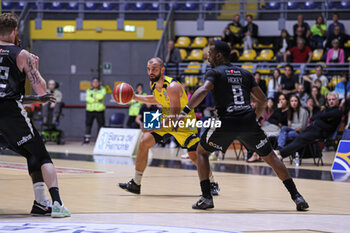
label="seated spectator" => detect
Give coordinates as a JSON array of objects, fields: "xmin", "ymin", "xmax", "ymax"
[
  {"xmin": 279, "ymin": 64, "xmax": 299, "ymax": 97},
  {"xmin": 293, "ymin": 14, "xmax": 311, "ymax": 40},
  {"xmin": 254, "ymin": 72, "xmax": 267, "ymax": 95},
  {"xmin": 262, "ymin": 94, "xmax": 289, "ymax": 137},
  {"xmin": 260, "ymin": 98, "xmax": 275, "ymax": 126},
  {"xmin": 285, "ymin": 38, "xmax": 312, "ymax": 63},
  {"xmin": 334, "ymin": 72, "xmax": 350, "ymax": 106},
  {"xmin": 314, "ymin": 79, "xmax": 330, "ymax": 97},
  {"xmin": 306, "ymin": 97, "xmax": 320, "ymax": 122},
  {"xmin": 203, "ymin": 37, "xmax": 215, "ymax": 63},
  {"xmin": 222, "ymin": 14, "xmax": 242, "ymax": 45},
  {"xmin": 227, "ymin": 42, "xmax": 239, "ymax": 62},
  {"xmin": 296, "ymin": 84, "xmax": 309, "ymax": 108},
  {"xmin": 242, "ymin": 14, "xmax": 258, "ymax": 50},
  {"xmin": 303, "ymin": 65, "xmax": 328, "ymax": 87},
  {"xmin": 42, "ymin": 79, "xmax": 63, "ymax": 125},
  {"xmin": 127, "ymin": 83, "xmax": 147, "ymax": 129},
  {"xmin": 311, "ymin": 15, "xmax": 327, "ymax": 49},
  {"xmin": 327, "ymin": 13, "xmax": 345, "ymax": 38},
  {"xmin": 277, "ymin": 95, "xmax": 309, "ymax": 149},
  {"xmin": 293, "ymin": 26, "xmax": 309, "ymax": 47},
  {"xmin": 326, "ymin": 26, "xmax": 347, "ymax": 49},
  {"xmin": 275, "ymin": 29, "xmax": 294, "ymax": 62},
  {"xmin": 275, "ymin": 92, "xmax": 342, "ymax": 159},
  {"xmin": 311, "ymin": 86, "xmax": 326, "ymax": 110},
  {"xmin": 326, "ymin": 39, "xmax": 345, "ymax": 64},
  {"xmin": 135, "ymin": 103, "xmax": 159, "ymax": 128},
  {"xmin": 267, "ymin": 69, "xmax": 281, "ymax": 99},
  {"xmin": 165, "ymin": 40, "xmax": 181, "ymax": 64}
]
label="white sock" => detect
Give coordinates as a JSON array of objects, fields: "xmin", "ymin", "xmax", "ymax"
[
  {"xmin": 33, "ymin": 182, "xmax": 49, "ymax": 204},
  {"xmin": 209, "ymin": 175, "xmax": 216, "ymax": 183},
  {"xmin": 133, "ymin": 171, "xmax": 143, "ymax": 185}
]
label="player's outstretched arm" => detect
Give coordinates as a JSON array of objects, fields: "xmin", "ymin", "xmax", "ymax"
[
  {"xmin": 251, "ymin": 86, "xmax": 267, "ymax": 119},
  {"xmin": 187, "ymin": 80, "xmax": 214, "ymax": 110},
  {"xmin": 133, "ymin": 94, "xmax": 159, "ymax": 104},
  {"xmin": 22, "ymin": 93, "xmax": 56, "ymax": 104},
  {"xmin": 17, "ymin": 50, "xmax": 47, "ymax": 96}
]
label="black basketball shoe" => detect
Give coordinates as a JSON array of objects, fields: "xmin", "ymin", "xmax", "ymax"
[
  {"xmin": 30, "ymin": 200, "xmax": 52, "ymax": 216},
  {"xmin": 192, "ymin": 196, "xmax": 214, "ymax": 210},
  {"xmin": 210, "ymin": 182, "xmax": 220, "ymax": 196},
  {"xmin": 118, "ymin": 179, "xmax": 141, "ymax": 194},
  {"xmin": 293, "ymin": 193, "xmax": 309, "ymax": 211}
]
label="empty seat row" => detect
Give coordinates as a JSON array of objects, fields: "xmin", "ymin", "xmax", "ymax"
[{"xmin": 264, "ymin": 1, "xmax": 350, "ymax": 10}]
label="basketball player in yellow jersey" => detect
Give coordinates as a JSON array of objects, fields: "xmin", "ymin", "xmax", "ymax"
[{"xmin": 119, "ymin": 57, "xmax": 219, "ymax": 195}]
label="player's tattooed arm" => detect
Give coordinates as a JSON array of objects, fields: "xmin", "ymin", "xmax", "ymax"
[
  {"xmin": 251, "ymin": 86, "xmax": 267, "ymax": 119},
  {"xmin": 25, "ymin": 53, "xmax": 40, "ymax": 84}
]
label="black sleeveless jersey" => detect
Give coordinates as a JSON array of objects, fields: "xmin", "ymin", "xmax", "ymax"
[
  {"xmin": 0, "ymin": 45, "xmax": 26, "ymax": 100},
  {"xmin": 205, "ymin": 64, "xmax": 258, "ymax": 117}
]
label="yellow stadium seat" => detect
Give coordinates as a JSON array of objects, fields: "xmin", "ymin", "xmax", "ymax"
[
  {"xmin": 191, "ymin": 37, "xmax": 208, "ymax": 48},
  {"xmin": 231, "ymin": 49, "xmax": 240, "ymax": 57},
  {"xmin": 256, "ymin": 49, "xmax": 275, "ymax": 61},
  {"xmin": 329, "ymin": 76, "xmax": 340, "ymax": 88},
  {"xmin": 213, "ymin": 37, "xmax": 222, "ymax": 41},
  {"xmin": 312, "ymin": 49, "xmax": 323, "ymax": 61},
  {"xmin": 179, "ymin": 49, "xmax": 187, "ymax": 60},
  {"xmin": 184, "ymin": 62, "xmax": 201, "ymax": 74},
  {"xmin": 175, "ymin": 36, "xmax": 191, "ymax": 48},
  {"xmin": 184, "ymin": 76, "xmax": 199, "ymax": 87},
  {"xmin": 187, "ymin": 49, "xmax": 203, "ymax": 61},
  {"xmin": 256, "ymin": 43, "xmax": 273, "ymax": 49},
  {"xmin": 239, "ymin": 49, "xmax": 257, "ymax": 61},
  {"xmin": 241, "ymin": 63, "xmax": 253, "ymax": 72},
  {"xmin": 263, "ymin": 76, "xmax": 271, "ymax": 85},
  {"xmin": 345, "ymin": 40, "xmax": 350, "ymax": 48},
  {"xmin": 257, "ymin": 69, "xmax": 271, "ymax": 74}
]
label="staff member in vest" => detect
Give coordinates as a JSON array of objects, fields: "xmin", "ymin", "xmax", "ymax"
[
  {"xmin": 83, "ymin": 77, "xmax": 106, "ymax": 144},
  {"xmin": 127, "ymin": 83, "xmax": 147, "ymax": 128}
]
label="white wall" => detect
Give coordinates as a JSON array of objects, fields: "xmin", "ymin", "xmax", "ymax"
[{"xmin": 175, "ymin": 20, "xmax": 350, "ymax": 36}]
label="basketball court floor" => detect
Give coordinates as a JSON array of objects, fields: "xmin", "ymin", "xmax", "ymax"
[{"xmin": 0, "ymin": 141, "xmax": 349, "ymax": 233}]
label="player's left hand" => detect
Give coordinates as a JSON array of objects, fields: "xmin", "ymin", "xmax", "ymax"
[{"xmin": 38, "ymin": 93, "xmax": 56, "ymax": 104}]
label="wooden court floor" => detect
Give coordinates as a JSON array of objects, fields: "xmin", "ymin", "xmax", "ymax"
[{"xmin": 0, "ymin": 142, "xmax": 349, "ymax": 233}]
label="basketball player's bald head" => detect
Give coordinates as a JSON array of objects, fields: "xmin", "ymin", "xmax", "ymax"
[
  {"xmin": 147, "ymin": 57, "xmax": 164, "ymax": 68},
  {"xmin": 147, "ymin": 57, "xmax": 165, "ymax": 82}
]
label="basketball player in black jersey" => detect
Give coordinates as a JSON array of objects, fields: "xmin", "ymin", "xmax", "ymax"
[
  {"xmin": 0, "ymin": 13, "xmax": 70, "ymax": 217},
  {"xmin": 178, "ymin": 41, "xmax": 309, "ymax": 211}
]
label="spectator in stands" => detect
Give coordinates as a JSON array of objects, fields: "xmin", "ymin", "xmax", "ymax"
[
  {"xmin": 203, "ymin": 37, "xmax": 215, "ymax": 63},
  {"xmin": 267, "ymin": 69, "xmax": 281, "ymax": 99},
  {"xmin": 222, "ymin": 14, "xmax": 242, "ymax": 45},
  {"xmin": 311, "ymin": 16, "xmax": 327, "ymax": 49},
  {"xmin": 279, "ymin": 64, "xmax": 299, "ymax": 97},
  {"xmin": 254, "ymin": 72, "xmax": 267, "ymax": 95},
  {"xmin": 127, "ymin": 83, "xmax": 147, "ymax": 128},
  {"xmin": 135, "ymin": 103, "xmax": 159, "ymax": 128},
  {"xmin": 275, "ymin": 29, "xmax": 294, "ymax": 62},
  {"xmin": 327, "ymin": 13, "xmax": 345, "ymax": 38},
  {"xmin": 260, "ymin": 98, "xmax": 275, "ymax": 126},
  {"xmin": 303, "ymin": 65, "xmax": 328, "ymax": 87},
  {"xmin": 334, "ymin": 72, "xmax": 350, "ymax": 106},
  {"xmin": 314, "ymin": 79, "xmax": 330, "ymax": 97},
  {"xmin": 306, "ymin": 97, "xmax": 320, "ymax": 121},
  {"xmin": 42, "ymin": 79, "xmax": 63, "ymax": 125},
  {"xmin": 227, "ymin": 42, "xmax": 239, "ymax": 62},
  {"xmin": 275, "ymin": 92, "xmax": 342, "ymax": 159},
  {"xmin": 276, "ymin": 95, "xmax": 309, "ymax": 149},
  {"xmin": 294, "ymin": 26, "xmax": 309, "ymax": 47},
  {"xmin": 262, "ymin": 94, "xmax": 289, "ymax": 137},
  {"xmin": 165, "ymin": 40, "xmax": 181, "ymax": 64},
  {"xmin": 83, "ymin": 77, "xmax": 106, "ymax": 145},
  {"xmin": 242, "ymin": 14, "xmax": 258, "ymax": 50},
  {"xmin": 326, "ymin": 39, "xmax": 345, "ymax": 64},
  {"xmin": 293, "ymin": 15, "xmax": 311, "ymax": 40},
  {"xmin": 311, "ymin": 86, "xmax": 326, "ymax": 110},
  {"xmin": 326, "ymin": 26, "xmax": 347, "ymax": 49},
  {"xmin": 285, "ymin": 38, "xmax": 312, "ymax": 63},
  {"xmin": 296, "ymin": 84, "xmax": 309, "ymax": 108}
]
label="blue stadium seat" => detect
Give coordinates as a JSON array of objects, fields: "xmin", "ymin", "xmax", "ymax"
[
  {"xmin": 85, "ymin": 2, "xmax": 99, "ymax": 10},
  {"xmin": 166, "ymin": 2, "xmax": 181, "ymax": 10},
  {"xmin": 326, "ymin": 1, "xmax": 337, "ymax": 9},
  {"xmin": 337, "ymin": 1, "xmax": 350, "ymax": 9},
  {"xmin": 134, "ymin": 2, "xmax": 148, "ymax": 10},
  {"xmin": 300, "ymin": 1, "xmax": 318, "ymax": 9},
  {"xmin": 265, "ymin": 2, "xmax": 281, "ymax": 9},
  {"xmin": 1, "ymin": 1, "xmax": 15, "ymax": 10},
  {"xmin": 149, "ymin": 2, "xmax": 160, "ymax": 11},
  {"xmin": 15, "ymin": 1, "xmax": 26, "ymax": 10},
  {"xmin": 99, "ymin": 2, "xmax": 118, "ymax": 10},
  {"xmin": 204, "ymin": 2, "xmax": 214, "ymax": 10},
  {"xmin": 45, "ymin": 1, "xmax": 65, "ymax": 10},
  {"xmin": 182, "ymin": 1, "xmax": 198, "ymax": 10},
  {"xmin": 109, "ymin": 113, "xmax": 125, "ymax": 128},
  {"xmin": 67, "ymin": 2, "xmax": 79, "ymax": 10},
  {"xmin": 287, "ymin": 1, "xmax": 299, "ymax": 9}
]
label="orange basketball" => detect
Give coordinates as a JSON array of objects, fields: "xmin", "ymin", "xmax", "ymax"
[{"xmin": 113, "ymin": 83, "xmax": 134, "ymax": 104}]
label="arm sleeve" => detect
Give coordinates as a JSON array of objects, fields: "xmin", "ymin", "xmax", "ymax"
[
  {"xmin": 204, "ymin": 69, "xmax": 217, "ymax": 84},
  {"xmin": 96, "ymin": 87, "xmax": 107, "ymax": 101},
  {"xmin": 86, "ymin": 90, "xmax": 95, "ymax": 104}
]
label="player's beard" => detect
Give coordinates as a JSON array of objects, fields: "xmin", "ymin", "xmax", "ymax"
[{"xmin": 149, "ymin": 72, "xmax": 161, "ymax": 82}]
